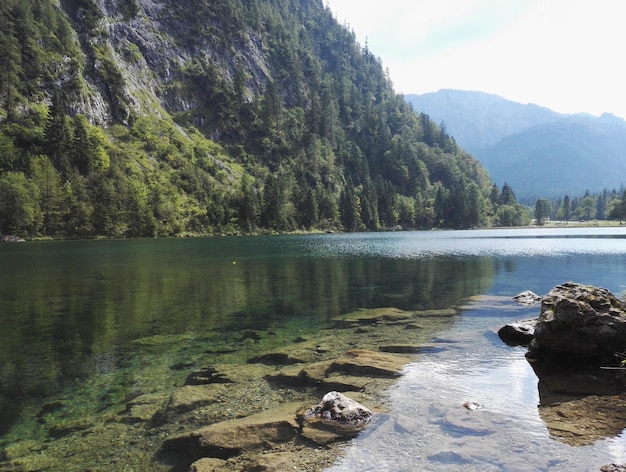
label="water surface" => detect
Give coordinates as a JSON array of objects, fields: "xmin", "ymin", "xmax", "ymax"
[
  {"xmin": 1, "ymin": 227, "xmax": 626, "ymax": 470},
  {"xmin": 327, "ymin": 227, "xmax": 626, "ymax": 471}
]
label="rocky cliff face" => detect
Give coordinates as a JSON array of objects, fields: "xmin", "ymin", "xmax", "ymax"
[{"xmin": 61, "ymin": 0, "xmax": 275, "ymax": 126}]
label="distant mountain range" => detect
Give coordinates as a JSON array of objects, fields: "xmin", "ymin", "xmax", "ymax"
[{"xmin": 406, "ymin": 89, "xmax": 626, "ymax": 202}]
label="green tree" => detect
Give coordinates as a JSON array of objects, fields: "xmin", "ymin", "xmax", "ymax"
[
  {"xmin": 489, "ymin": 184, "xmax": 500, "ymax": 206},
  {"xmin": 294, "ymin": 183, "xmax": 318, "ymax": 230},
  {"xmin": 582, "ymin": 195, "xmax": 596, "ymax": 220},
  {"xmin": 561, "ymin": 195, "xmax": 571, "ymax": 223},
  {"xmin": 236, "ymin": 174, "xmax": 261, "ymax": 232},
  {"xmin": 608, "ymin": 190, "xmax": 626, "ymax": 223},
  {"xmin": 91, "ymin": 175, "xmax": 124, "ymax": 236},
  {"xmin": 534, "ymin": 198, "xmax": 551, "ymax": 225},
  {"xmin": 30, "ymin": 155, "xmax": 63, "ymax": 234},
  {"xmin": 433, "ymin": 184, "xmax": 448, "ymax": 227},
  {"xmin": 500, "ymin": 183, "xmax": 517, "ymax": 205},
  {"xmin": 44, "ymin": 91, "xmax": 72, "ymax": 175},
  {"xmin": 0, "ymin": 1, "xmax": 23, "ymax": 122},
  {"xmin": 0, "ymin": 171, "xmax": 42, "ymax": 235},
  {"xmin": 62, "ymin": 170, "xmax": 93, "ymax": 237},
  {"xmin": 339, "ymin": 184, "xmax": 358, "ymax": 232},
  {"xmin": 261, "ymin": 169, "xmax": 295, "ymax": 231},
  {"xmin": 316, "ymin": 186, "xmax": 339, "ymax": 230},
  {"xmin": 395, "ymin": 194, "xmax": 415, "ymax": 228},
  {"xmin": 125, "ymin": 179, "xmax": 156, "ymax": 237},
  {"xmin": 77, "ymin": 119, "xmax": 111, "ymax": 174},
  {"xmin": 0, "ymin": 133, "xmax": 19, "ymax": 171}
]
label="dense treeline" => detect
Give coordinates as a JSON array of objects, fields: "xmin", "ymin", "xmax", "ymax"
[
  {"xmin": 0, "ymin": 0, "xmax": 525, "ymax": 238},
  {"xmin": 533, "ymin": 188, "xmax": 626, "ymax": 225}
]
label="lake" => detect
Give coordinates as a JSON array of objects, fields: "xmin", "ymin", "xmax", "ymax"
[{"xmin": 1, "ymin": 227, "xmax": 626, "ymax": 470}]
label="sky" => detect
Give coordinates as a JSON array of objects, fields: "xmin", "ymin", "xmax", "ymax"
[{"xmin": 324, "ymin": 0, "xmax": 626, "ymax": 119}]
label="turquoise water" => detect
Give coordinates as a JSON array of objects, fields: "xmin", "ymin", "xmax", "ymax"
[{"xmin": 1, "ymin": 227, "xmax": 626, "ymax": 470}]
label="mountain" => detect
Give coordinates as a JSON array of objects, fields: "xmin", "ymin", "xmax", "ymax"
[
  {"xmin": 406, "ymin": 89, "xmax": 564, "ymax": 153},
  {"xmin": 406, "ymin": 90, "xmax": 626, "ymax": 201},
  {"xmin": 0, "ymin": 0, "xmax": 522, "ymax": 238},
  {"xmin": 477, "ymin": 113, "xmax": 626, "ymax": 200}
]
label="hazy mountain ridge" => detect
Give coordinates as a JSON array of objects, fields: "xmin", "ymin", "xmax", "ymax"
[
  {"xmin": 406, "ymin": 89, "xmax": 564, "ymax": 152},
  {"xmin": 406, "ymin": 90, "xmax": 626, "ymax": 201}
]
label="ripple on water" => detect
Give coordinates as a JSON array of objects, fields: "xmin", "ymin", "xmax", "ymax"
[{"xmin": 327, "ymin": 327, "xmax": 626, "ymax": 472}]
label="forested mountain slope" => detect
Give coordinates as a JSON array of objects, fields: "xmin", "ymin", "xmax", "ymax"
[
  {"xmin": 0, "ymin": 0, "xmax": 523, "ymax": 238},
  {"xmin": 476, "ymin": 113, "xmax": 626, "ymax": 200}
]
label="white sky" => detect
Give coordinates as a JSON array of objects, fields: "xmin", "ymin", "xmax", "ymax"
[{"xmin": 324, "ymin": 0, "xmax": 626, "ymax": 119}]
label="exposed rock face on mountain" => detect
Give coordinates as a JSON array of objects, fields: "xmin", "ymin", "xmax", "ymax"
[{"xmin": 64, "ymin": 0, "xmax": 276, "ymax": 125}]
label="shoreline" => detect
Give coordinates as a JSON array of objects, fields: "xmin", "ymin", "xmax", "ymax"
[{"xmin": 3, "ymin": 219, "xmax": 624, "ymax": 243}]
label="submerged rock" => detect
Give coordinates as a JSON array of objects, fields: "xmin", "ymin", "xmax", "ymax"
[
  {"xmin": 329, "ymin": 349, "xmax": 408, "ymax": 378},
  {"xmin": 512, "ymin": 290, "xmax": 542, "ymax": 306},
  {"xmin": 189, "ymin": 457, "xmax": 227, "ymax": 471},
  {"xmin": 528, "ymin": 282, "xmax": 626, "ymax": 360},
  {"xmin": 160, "ymin": 402, "xmax": 302, "ymax": 462},
  {"xmin": 268, "ymin": 347, "xmax": 409, "ymax": 393},
  {"xmin": 163, "ymin": 384, "xmax": 225, "ymax": 415},
  {"xmin": 122, "ymin": 393, "xmax": 167, "ymax": 423},
  {"xmin": 160, "ymin": 393, "xmax": 375, "ymax": 468},
  {"xmin": 184, "ymin": 366, "xmax": 233, "ymax": 385},
  {"xmin": 47, "ymin": 418, "xmax": 92, "ymax": 439},
  {"xmin": 539, "ymin": 394, "xmax": 626, "ymax": 446},
  {"xmin": 379, "ymin": 344, "xmax": 423, "ymax": 353},
  {"xmin": 331, "ymin": 307, "xmax": 415, "ymax": 328}
]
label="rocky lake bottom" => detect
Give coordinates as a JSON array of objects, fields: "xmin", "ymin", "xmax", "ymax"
[
  {"xmin": 4, "ymin": 295, "xmax": 626, "ymax": 472},
  {"xmin": 0, "ymin": 305, "xmax": 456, "ymax": 471}
]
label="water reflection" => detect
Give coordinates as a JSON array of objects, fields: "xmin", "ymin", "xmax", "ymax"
[
  {"xmin": 0, "ymin": 235, "xmax": 495, "ymax": 442},
  {"xmin": 529, "ymin": 358, "xmax": 626, "ymax": 447}
]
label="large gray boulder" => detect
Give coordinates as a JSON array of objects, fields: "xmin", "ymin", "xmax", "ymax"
[{"xmin": 527, "ymin": 282, "xmax": 626, "ymax": 360}]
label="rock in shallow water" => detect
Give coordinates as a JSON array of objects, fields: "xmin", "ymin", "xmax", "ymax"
[
  {"xmin": 160, "ymin": 402, "xmax": 302, "ymax": 461},
  {"xmin": 601, "ymin": 464, "xmax": 626, "ymax": 472},
  {"xmin": 528, "ymin": 282, "xmax": 626, "ymax": 360},
  {"xmin": 298, "ymin": 391, "xmax": 372, "ymax": 427},
  {"xmin": 497, "ymin": 318, "xmax": 537, "ymax": 346},
  {"xmin": 296, "ymin": 391, "xmax": 373, "ymax": 445},
  {"xmin": 512, "ymin": 290, "xmax": 542, "ymax": 305}
]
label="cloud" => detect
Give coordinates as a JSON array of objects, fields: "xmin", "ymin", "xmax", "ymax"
[{"xmin": 325, "ymin": 0, "xmax": 626, "ymax": 118}]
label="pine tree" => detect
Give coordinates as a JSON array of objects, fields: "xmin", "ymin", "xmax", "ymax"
[
  {"xmin": 562, "ymin": 195, "xmax": 571, "ymax": 223},
  {"xmin": 44, "ymin": 90, "xmax": 72, "ymax": 175},
  {"xmin": 0, "ymin": 2, "xmax": 23, "ymax": 122}
]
